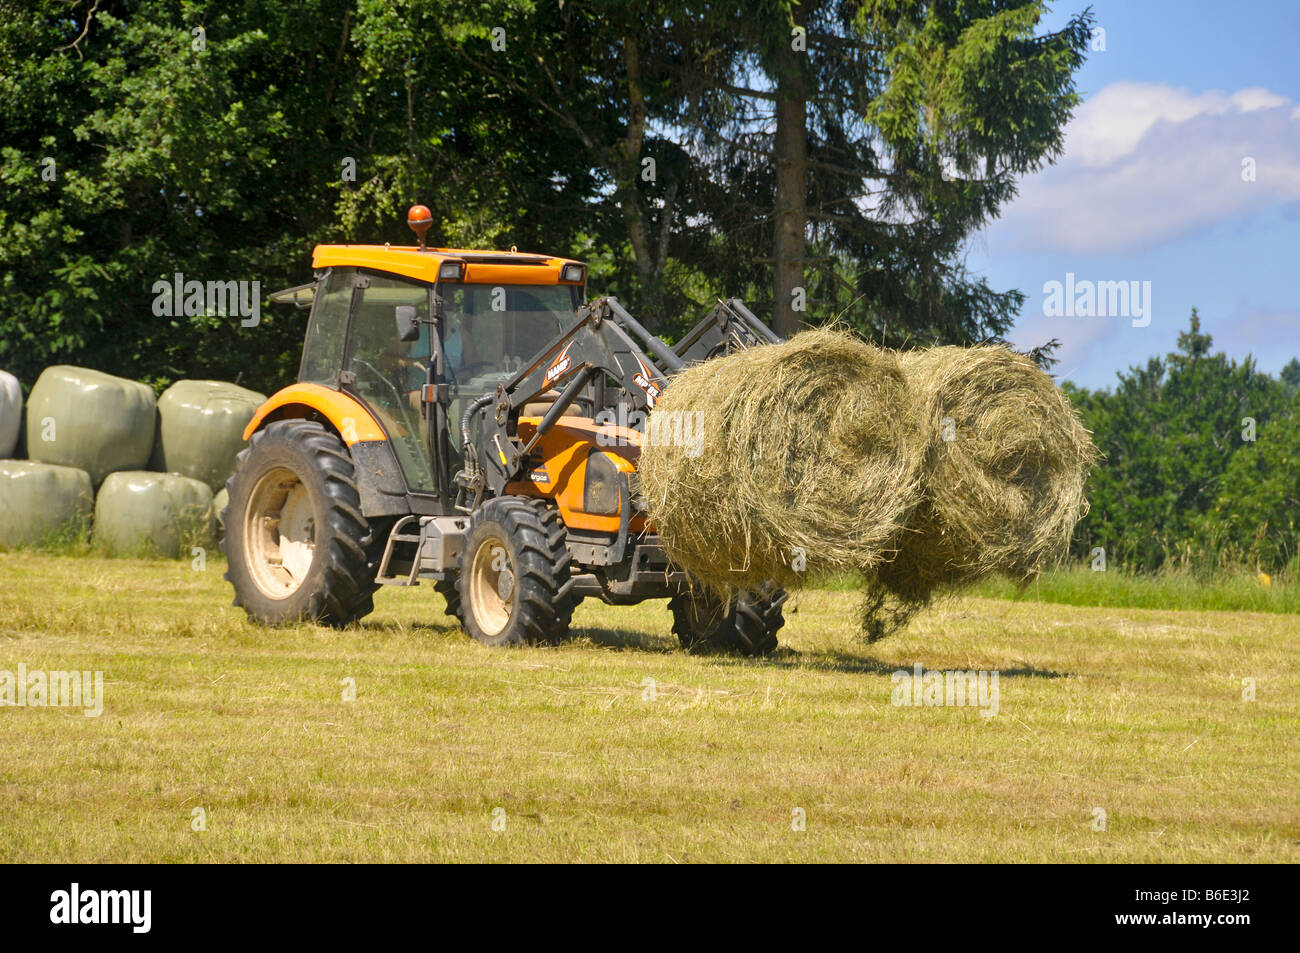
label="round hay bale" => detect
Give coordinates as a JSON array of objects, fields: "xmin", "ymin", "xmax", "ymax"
[
  {"xmin": 0, "ymin": 370, "xmax": 22, "ymax": 459},
  {"xmin": 26, "ymin": 366, "xmax": 155, "ymax": 486},
  {"xmin": 879, "ymin": 345, "xmax": 1096, "ymax": 596},
  {"xmin": 0, "ymin": 461, "xmax": 93, "ymax": 548},
  {"xmin": 639, "ymin": 328, "xmax": 925, "ymax": 590},
  {"xmin": 149, "ymin": 380, "xmax": 265, "ymax": 492},
  {"xmin": 93, "ymin": 471, "xmax": 214, "ymax": 558}
]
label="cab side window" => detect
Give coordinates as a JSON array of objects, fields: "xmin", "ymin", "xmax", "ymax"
[
  {"xmin": 347, "ymin": 273, "xmax": 431, "ymax": 395},
  {"xmin": 299, "ymin": 267, "xmax": 354, "ymax": 384}
]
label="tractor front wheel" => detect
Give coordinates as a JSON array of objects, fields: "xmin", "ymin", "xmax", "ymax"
[{"xmin": 457, "ymin": 497, "xmax": 574, "ymax": 646}]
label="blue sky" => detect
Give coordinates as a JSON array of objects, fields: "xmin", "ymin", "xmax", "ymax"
[{"xmin": 966, "ymin": 0, "xmax": 1300, "ymax": 389}]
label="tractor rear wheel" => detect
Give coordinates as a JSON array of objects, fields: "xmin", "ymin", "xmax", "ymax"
[
  {"xmin": 457, "ymin": 497, "xmax": 574, "ymax": 646},
  {"xmin": 223, "ymin": 419, "xmax": 377, "ymax": 626},
  {"xmin": 670, "ymin": 586, "xmax": 786, "ymax": 656}
]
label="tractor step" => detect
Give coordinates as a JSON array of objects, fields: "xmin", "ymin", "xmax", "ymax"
[
  {"xmin": 375, "ymin": 514, "xmax": 472, "ymax": 586},
  {"xmin": 376, "ymin": 515, "xmax": 422, "ymax": 586}
]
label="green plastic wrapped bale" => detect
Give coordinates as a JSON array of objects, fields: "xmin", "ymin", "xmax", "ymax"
[
  {"xmin": 26, "ymin": 366, "xmax": 156, "ymax": 486},
  {"xmin": 149, "ymin": 380, "xmax": 266, "ymax": 492},
  {"xmin": 93, "ymin": 471, "xmax": 214, "ymax": 558},
  {"xmin": 0, "ymin": 461, "xmax": 93, "ymax": 548},
  {"xmin": 213, "ymin": 487, "xmax": 229, "ymax": 531},
  {"xmin": 0, "ymin": 370, "xmax": 21, "ymax": 459}
]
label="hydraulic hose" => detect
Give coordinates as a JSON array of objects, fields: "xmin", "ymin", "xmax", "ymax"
[{"xmin": 461, "ymin": 393, "xmax": 495, "ymax": 457}]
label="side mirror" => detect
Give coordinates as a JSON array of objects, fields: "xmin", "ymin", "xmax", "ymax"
[{"xmin": 395, "ymin": 305, "xmax": 419, "ymax": 342}]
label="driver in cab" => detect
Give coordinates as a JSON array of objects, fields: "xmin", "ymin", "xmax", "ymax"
[
  {"xmin": 381, "ymin": 310, "xmax": 481, "ymax": 412},
  {"xmin": 443, "ymin": 312, "xmax": 485, "ymax": 381}
]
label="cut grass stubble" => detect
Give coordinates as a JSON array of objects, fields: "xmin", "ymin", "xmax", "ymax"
[{"xmin": 0, "ymin": 552, "xmax": 1295, "ymax": 864}]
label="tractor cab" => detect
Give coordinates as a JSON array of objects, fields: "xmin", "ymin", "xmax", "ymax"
[{"xmin": 259, "ymin": 206, "xmax": 592, "ymax": 512}]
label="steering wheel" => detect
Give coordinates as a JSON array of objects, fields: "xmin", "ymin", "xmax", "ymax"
[{"xmin": 459, "ymin": 361, "xmax": 496, "ymax": 378}]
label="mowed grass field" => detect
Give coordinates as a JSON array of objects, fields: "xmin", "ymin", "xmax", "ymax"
[{"xmin": 0, "ymin": 552, "xmax": 1296, "ymax": 863}]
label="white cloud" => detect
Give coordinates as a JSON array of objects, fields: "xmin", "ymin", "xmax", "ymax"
[
  {"xmin": 1216, "ymin": 301, "xmax": 1300, "ymax": 370},
  {"xmin": 988, "ymin": 82, "xmax": 1300, "ymax": 253}
]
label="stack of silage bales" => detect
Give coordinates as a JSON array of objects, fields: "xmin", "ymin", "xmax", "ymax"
[
  {"xmin": 0, "ymin": 366, "xmax": 264, "ymax": 556},
  {"xmin": 638, "ymin": 329, "xmax": 1097, "ymax": 641},
  {"xmin": 1, "ymin": 365, "xmax": 157, "ymax": 550}
]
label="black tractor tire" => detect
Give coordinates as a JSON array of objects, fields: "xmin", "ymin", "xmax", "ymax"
[
  {"xmin": 222, "ymin": 419, "xmax": 378, "ymax": 626},
  {"xmin": 355, "ymin": 515, "xmax": 396, "ymax": 618},
  {"xmin": 670, "ymin": 586, "xmax": 787, "ymax": 656},
  {"xmin": 457, "ymin": 497, "xmax": 574, "ymax": 646},
  {"xmin": 433, "ymin": 576, "xmax": 464, "ymax": 625}
]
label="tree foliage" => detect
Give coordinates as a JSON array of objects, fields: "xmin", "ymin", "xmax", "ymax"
[
  {"xmin": 1067, "ymin": 310, "xmax": 1298, "ymax": 573},
  {"xmin": 1, "ymin": 0, "xmax": 1090, "ymax": 391}
]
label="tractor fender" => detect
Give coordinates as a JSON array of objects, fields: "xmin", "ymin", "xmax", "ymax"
[
  {"xmin": 243, "ymin": 383, "xmax": 409, "ymax": 513},
  {"xmin": 243, "ymin": 382, "xmax": 387, "ymax": 445}
]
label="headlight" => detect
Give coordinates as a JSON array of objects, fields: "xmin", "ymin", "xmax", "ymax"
[
  {"xmin": 438, "ymin": 261, "xmax": 465, "ymax": 281},
  {"xmin": 583, "ymin": 451, "xmax": 622, "ymax": 515},
  {"xmin": 560, "ymin": 263, "xmax": 586, "ymax": 284}
]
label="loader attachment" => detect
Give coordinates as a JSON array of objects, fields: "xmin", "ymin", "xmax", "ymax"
[
  {"xmin": 457, "ymin": 296, "xmax": 679, "ymax": 503},
  {"xmin": 673, "ymin": 298, "xmax": 783, "ymax": 364}
]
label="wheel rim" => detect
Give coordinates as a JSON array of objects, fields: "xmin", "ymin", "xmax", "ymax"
[
  {"xmin": 243, "ymin": 466, "xmax": 316, "ymax": 599},
  {"xmin": 468, "ymin": 536, "xmax": 515, "ymax": 637}
]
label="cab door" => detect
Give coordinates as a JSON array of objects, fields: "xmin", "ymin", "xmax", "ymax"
[{"xmin": 341, "ymin": 270, "xmax": 438, "ymax": 494}]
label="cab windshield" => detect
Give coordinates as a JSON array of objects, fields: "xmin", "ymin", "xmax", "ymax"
[
  {"xmin": 442, "ymin": 283, "xmax": 581, "ymax": 474},
  {"xmin": 442, "ymin": 283, "xmax": 580, "ymax": 386}
]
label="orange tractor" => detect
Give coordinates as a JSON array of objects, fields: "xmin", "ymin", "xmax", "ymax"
[{"xmin": 223, "ymin": 206, "xmax": 787, "ymax": 653}]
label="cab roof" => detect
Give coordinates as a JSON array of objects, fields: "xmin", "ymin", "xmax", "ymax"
[{"xmin": 311, "ymin": 244, "xmax": 585, "ymax": 287}]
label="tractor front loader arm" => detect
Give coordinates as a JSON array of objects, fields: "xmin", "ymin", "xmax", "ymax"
[
  {"xmin": 461, "ymin": 296, "xmax": 680, "ymax": 500},
  {"xmin": 673, "ymin": 298, "xmax": 783, "ymax": 365}
]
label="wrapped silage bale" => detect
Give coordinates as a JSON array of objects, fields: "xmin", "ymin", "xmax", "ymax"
[
  {"xmin": 0, "ymin": 370, "xmax": 22, "ymax": 459},
  {"xmin": 213, "ymin": 487, "xmax": 230, "ymax": 532},
  {"xmin": 149, "ymin": 380, "xmax": 265, "ymax": 492},
  {"xmin": 26, "ymin": 366, "xmax": 155, "ymax": 486},
  {"xmin": 94, "ymin": 471, "xmax": 214, "ymax": 558},
  {"xmin": 0, "ymin": 461, "xmax": 93, "ymax": 548}
]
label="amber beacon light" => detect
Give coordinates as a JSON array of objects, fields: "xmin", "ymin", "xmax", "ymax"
[{"xmin": 406, "ymin": 204, "xmax": 433, "ymax": 250}]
